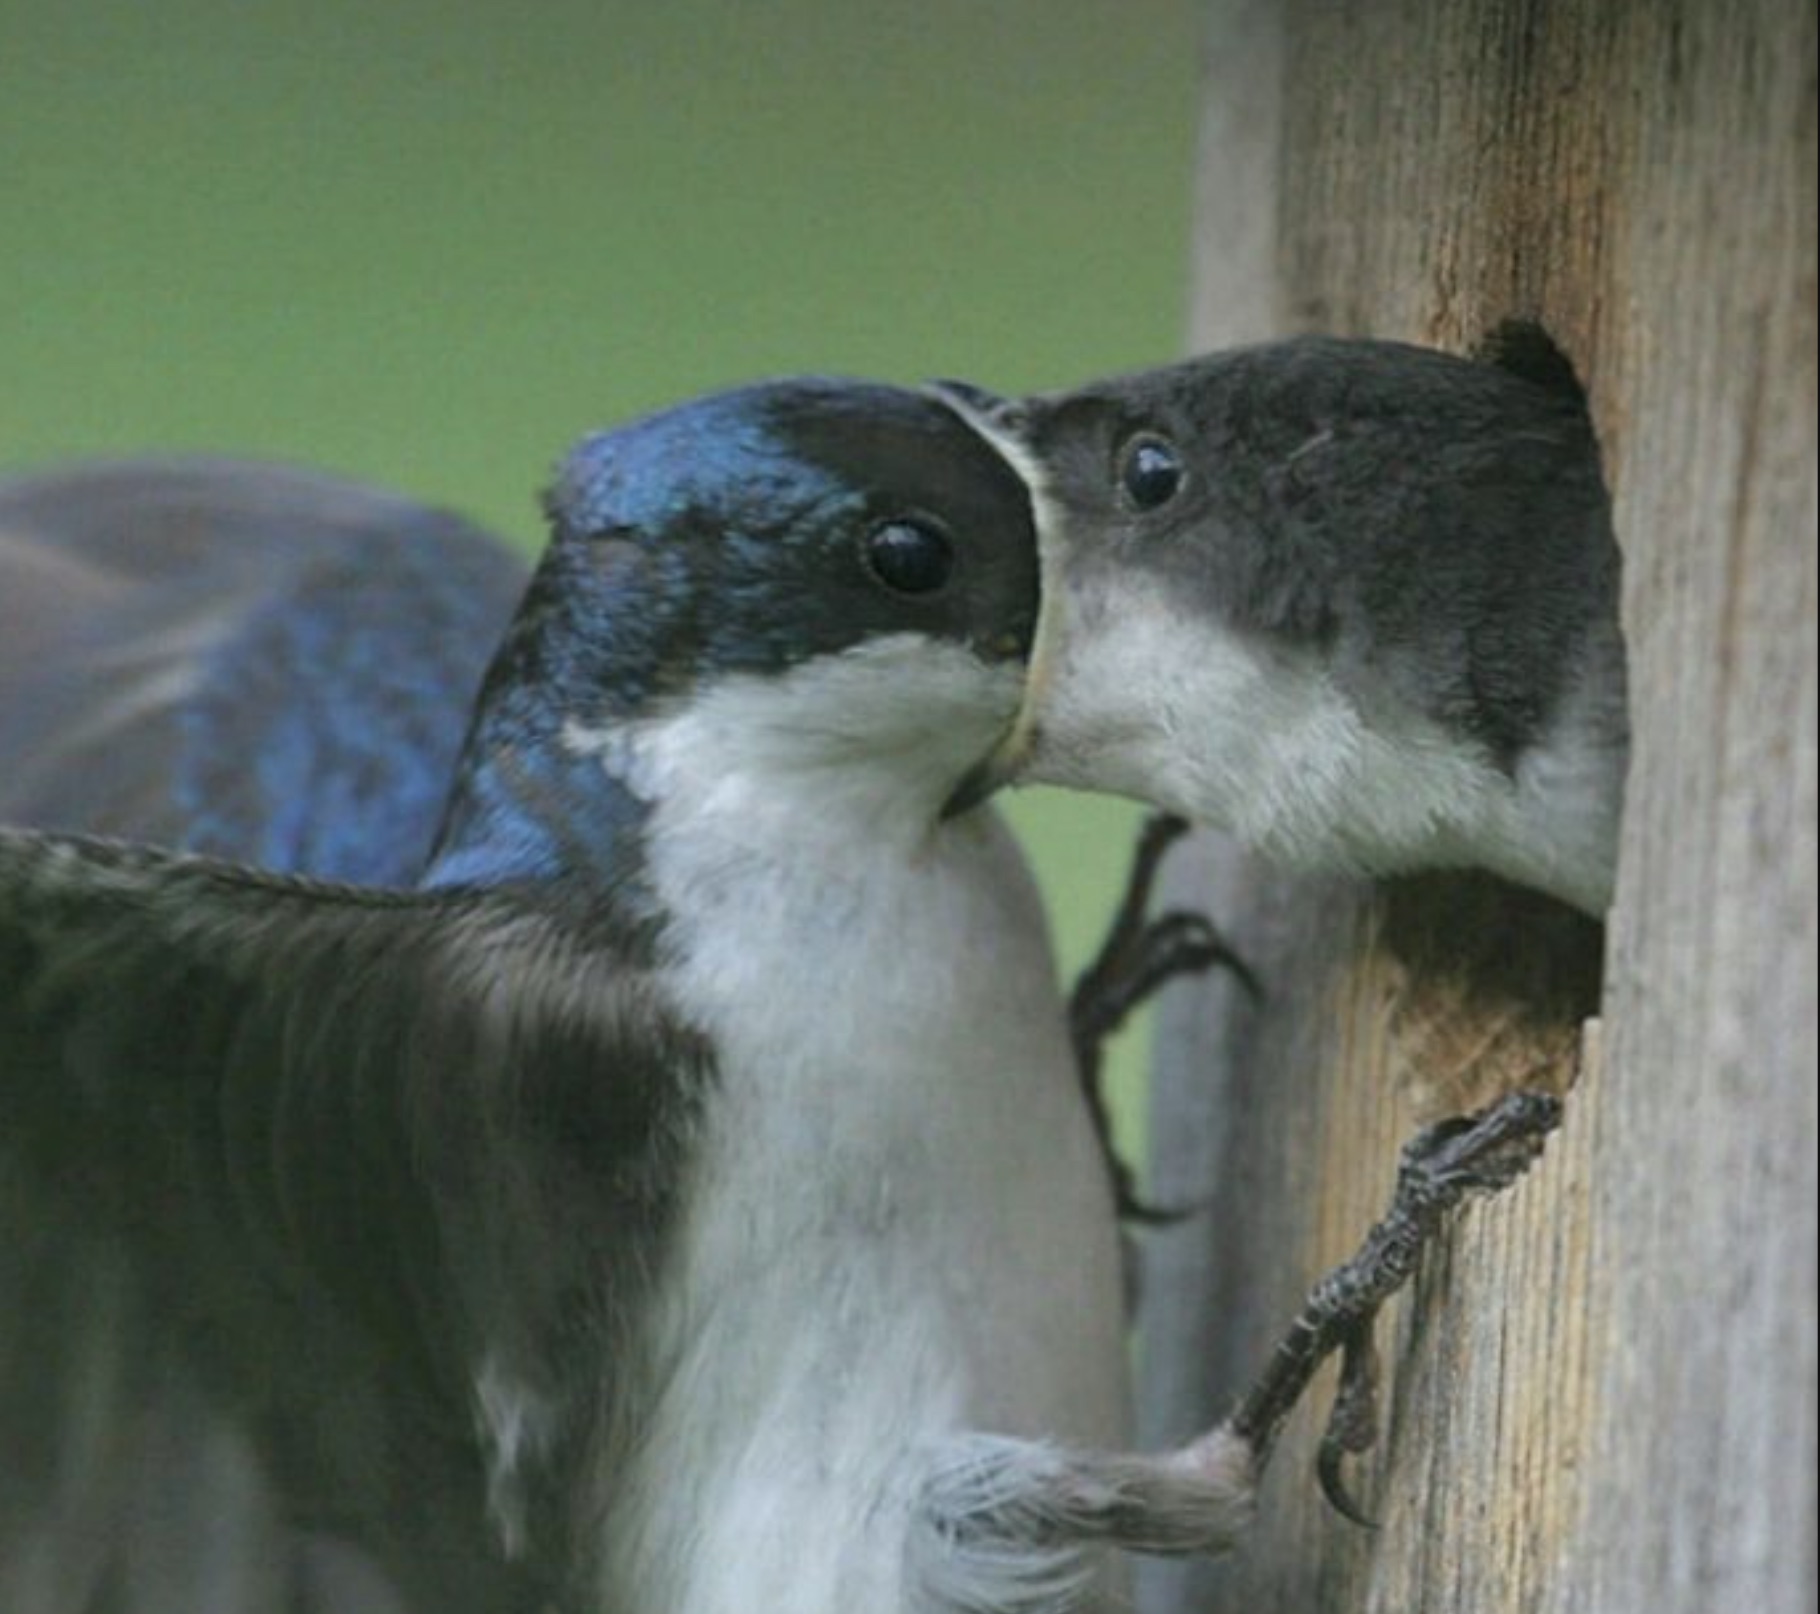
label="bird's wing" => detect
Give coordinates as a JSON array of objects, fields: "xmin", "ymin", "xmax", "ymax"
[
  {"xmin": 0, "ymin": 827, "xmax": 707, "ymax": 1614},
  {"xmin": 0, "ymin": 460, "xmax": 528, "ymax": 882}
]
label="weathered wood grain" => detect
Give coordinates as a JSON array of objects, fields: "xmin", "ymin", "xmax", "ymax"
[{"xmin": 1139, "ymin": 3, "xmax": 1818, "ymax": 1611}]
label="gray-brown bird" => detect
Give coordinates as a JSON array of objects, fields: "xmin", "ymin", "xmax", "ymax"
[{"xmin": 941, "ymin": 332, "xmax": 1628, "ymax": 915}]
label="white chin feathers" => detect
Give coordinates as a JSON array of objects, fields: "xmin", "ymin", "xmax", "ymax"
[
  {"xmin": 1020, "ymin": 571, "xmax": 1619, "ymax": 914},
  {"xmin": 564, "ymin": 634, "xmax": 1024, "ymax": 840}
]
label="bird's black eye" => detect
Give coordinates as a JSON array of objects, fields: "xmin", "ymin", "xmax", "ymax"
[
  {"xmin": 865, "ymin": 518, "xmax": 954, "ymax": 595},
  {"xmin": 1117, "ymin": 433, "xmax": 1185, "ymax": 511}
]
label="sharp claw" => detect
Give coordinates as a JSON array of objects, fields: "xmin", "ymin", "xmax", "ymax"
[
  {"xmin": 1158, "ymin": 912, "xmax": 1264, "ymax": 1001},
  {"xmin": 1316, "ymin": 1321, "xmax": 1383, "ymax": 1528},
  {"xmin": 1401, "ymin": 1092, "xmax": 1563, "ymax": 1199},
  {"xmin": 1317, "ymin": 1438, "xmax": 1381, "ymax": 1530},
  {"xmin": 1224, "ymin": 1091, "xmax": 1564, "ymax": 1517}
]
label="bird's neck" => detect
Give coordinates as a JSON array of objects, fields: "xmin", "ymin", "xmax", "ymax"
[
  {"xmin": 424, "ymin": 528, "xmax": 1018, "ymax": 911},
  {"xmin": 581, "ymin": 636, "xmax": 1021, "ymax": 879},
  {"xmin": 424, "ymin": 720, "xmax": 654, "ymax": 902},
  {"xmin": 423, "ymin": 646, "xmax": 983, "ymax": 913},
  {"xmin": 420, "ymin": 559, "xmax": 671, "ymax": 904}
]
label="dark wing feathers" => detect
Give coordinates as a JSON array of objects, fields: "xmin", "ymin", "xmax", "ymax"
[
  {"xmin": 0, "ymin": 830, "xmax": 708, "ymax": 1613},
  {"xmin": 0, "ymin": 460, "xmax": 609, "ymax": 1612},
  {"xmin": 0, "ymin": 459, "xmax": 527, "ymax": 880}
]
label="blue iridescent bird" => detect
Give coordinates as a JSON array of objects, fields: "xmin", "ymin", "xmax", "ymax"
[
  {"xmin": 0, "ymin": 383, "xmax": 1278, "ymax": 1614},
  {"xmin": 0, "ymin": 345, "xmax": 1592, "ymax": 1614}
]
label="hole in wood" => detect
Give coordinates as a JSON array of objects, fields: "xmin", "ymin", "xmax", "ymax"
[{"xmin": 1378, "ymin": 318, "xmax": 1619, "ymax": 1119}]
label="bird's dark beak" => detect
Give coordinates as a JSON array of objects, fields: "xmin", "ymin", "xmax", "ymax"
[
  {"xmin": 925, "ymin": 379, "xmax": 1028, "ymax": 436},
  {"xmin": 926, "ymin": 378, "xmax": 1057, "ymax": 820},
  {"xmin": 940, "ymin": 681, "xmax": 1047, "ymax": 816},
  {"xmin": 941, "ymin": 745, "xmax": 1018, "ymax": 819}
]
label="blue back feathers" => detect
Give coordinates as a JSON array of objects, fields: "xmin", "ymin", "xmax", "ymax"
[{"xmin": 0, "ymin": 460, "xmax": 528, "ymax": 883}]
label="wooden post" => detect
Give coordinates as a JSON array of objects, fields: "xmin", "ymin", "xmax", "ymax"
[{"xmin": 1137, "ymin": 4, "xmax": 1817, "ymax": 1612}]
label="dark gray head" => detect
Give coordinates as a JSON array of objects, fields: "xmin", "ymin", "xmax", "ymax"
[
  {"xmin": 431, "ymin": 378, "xmax": 1042, "ymax": 888},
  {"xmin": 941, "ymin": 337, "xmax": 1627, "ymax": 911}
]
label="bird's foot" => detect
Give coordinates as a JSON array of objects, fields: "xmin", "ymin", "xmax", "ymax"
[
  {"xmin": 918, "ymin": 1093, "xmax": 1561, "ymax": 1579},
  {"xmin": 1225, "ymin": 1090, "xmax": 1564, "ymax": 1523},
  {"xmin": 1069, "ymin": 813, "xmax": 1259, "ymax": 1222}
]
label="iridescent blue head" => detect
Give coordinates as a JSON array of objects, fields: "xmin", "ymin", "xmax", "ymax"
[
  {"xmin": 429, "ymin": 378, "xmax": 1039, "ymax": 893},
  {"xmin": 526, "ymin": 377, "xmax": 1039, "ymax": 700}
]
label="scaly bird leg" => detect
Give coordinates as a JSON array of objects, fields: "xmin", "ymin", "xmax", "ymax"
[
  {"xmin": 1069, "ymin": 813, "xmax": 1259, "ymax": 1222},
  {"xmin": 917, "ymin": 1091, "xmax": 1563, "ymax": 1590},
  {"xmin": 1225, "ymin": 1089, "xmax": 1564, "ymax": 1520}
]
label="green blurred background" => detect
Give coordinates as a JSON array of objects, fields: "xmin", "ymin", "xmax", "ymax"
[{"xmin": 0, "ymin": 0, "xmax": 1201, "ymax": 1164}]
